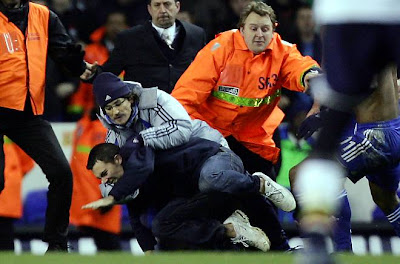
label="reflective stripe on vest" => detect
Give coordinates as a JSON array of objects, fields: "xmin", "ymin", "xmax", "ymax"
[
  {"xmin": 76, "ymin": 145, "xmax": 92, "ymax": 154},
  {"xmin": 212, "ymin": 88, "xmax": 281, "ymax": 107},
  {"xmin": 3, "ymin": 137, "xmax": 12, "ymax": 144}
]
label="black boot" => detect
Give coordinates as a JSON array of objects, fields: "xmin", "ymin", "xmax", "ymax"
[{"xmin": 46, "ymin": 242, "xmax": 69, "ymax": 253}]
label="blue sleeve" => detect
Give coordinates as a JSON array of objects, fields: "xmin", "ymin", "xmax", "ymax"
[{"xmin": 109, "ymin": 139, "xmax": 155, "ymax": 201}]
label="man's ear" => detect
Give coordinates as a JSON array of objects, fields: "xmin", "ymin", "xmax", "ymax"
[
  {"xmin": 114, "ymin": 154, "xmax": 123, "ymax": 165},
  {"xmin": 239, "ymin": 26, "xmax": 244, "ymax": 35}
]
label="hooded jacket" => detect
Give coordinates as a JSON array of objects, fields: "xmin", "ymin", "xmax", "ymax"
[
  {"xmin": 98, "ymin": 86, "xmax": 193, "ymax": 150},
  {"xmin": 97, "ymin": 83, "xmax": 229, "ymax": 150}
]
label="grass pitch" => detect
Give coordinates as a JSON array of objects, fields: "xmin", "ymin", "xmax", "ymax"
[{"xmin": 1, "ymin": 252, "xmax": 399, "ymax": 264}]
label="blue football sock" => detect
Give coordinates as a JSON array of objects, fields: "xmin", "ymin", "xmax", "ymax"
[
  {"xmin": 386, "ymin": 203, "xmax": 400, "ymax": 237},
  {"xmin": 298, "ymin": 232, "xmax": 337, "ymax": 264},
  {"xmin": 332, "ymin": 191, "xmax": 353, "ymax": 252}
]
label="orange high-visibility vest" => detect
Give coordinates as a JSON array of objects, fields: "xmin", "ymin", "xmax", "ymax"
[
  {"xmin": 70, "ymin": 115, "xmax": 122, "ymax": 234},
  {"xmin": 172, "ymin": 30, "xmax": 320, "ymax": 163},
  {"xmin": 0, "ymin": 2, "xmax": 49, "ymax": 114},
  {"xmin": 0, "ymin": 137, "xmax": 34, "ymax": 218}
]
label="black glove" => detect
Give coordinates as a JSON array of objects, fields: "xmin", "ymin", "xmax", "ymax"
[
  {"xmin": 297, "ymin": 108, "xmax": 330, "ymax": 139},
  {"xmin": 297, "ymin": 113, "xmax": 323, "ymax": 139}
]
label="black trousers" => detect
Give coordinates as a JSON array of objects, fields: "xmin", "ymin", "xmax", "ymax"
[
  {"xmin": 239, "ymin": 194, "xmax": 289, "ymax": 250},
  {"xmin": 226, "ymin": 135, "xmax": 280, "ymax": 180},
  {"xmin": 0, "ymin": 115, "xmax": 72, "ymax": 244},
  {"xmin": 152, "ymin": 192, "xmax": 239, "ymax": 251},
  {"xmin": 0, "ymin": 217, "xmax": 14, "ymax": 250},
  {"xmin": 152, "ymin": 192, "xmax": 289, "ymax": 251}
]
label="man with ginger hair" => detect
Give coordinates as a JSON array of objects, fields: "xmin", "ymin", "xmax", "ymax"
[{"xmin": 172, "ymin": 1, "xmax": 321, "ymax": 182}]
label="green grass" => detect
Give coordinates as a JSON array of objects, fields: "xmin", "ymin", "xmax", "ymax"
[{"xmin": 1, "ymin": 252, "xmax": 399, "ymax": 264}]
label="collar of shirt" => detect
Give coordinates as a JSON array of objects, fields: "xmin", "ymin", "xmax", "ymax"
[
  {"xmin": 233, "ymin": 30, "xmax": 278, "ymax": 54},
  {"xmin": 152, "ymin": 22, "xmax": 177, "ymax": 40}
]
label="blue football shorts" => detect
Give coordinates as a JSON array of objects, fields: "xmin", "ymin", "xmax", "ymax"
[{"xmin": 337, "ymin": 117, "xmax": 400, "ymax": 191}]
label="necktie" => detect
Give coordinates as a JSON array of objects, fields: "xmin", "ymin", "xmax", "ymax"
[{"xmin": 161, "ymin": 30, "xmax": 174, "ymax": 49}]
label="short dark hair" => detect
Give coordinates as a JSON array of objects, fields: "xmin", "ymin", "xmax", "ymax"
[
  {"xmin": 87, "ymin": 143, "xmax": 120, "ymax": 170},
  {"xmin": 238, "ymin": 1, "xmax": 277, "ymax": 29},
  {"xmin": 147, "ymin": 0, "xmax": 178, "ymax": 5}
]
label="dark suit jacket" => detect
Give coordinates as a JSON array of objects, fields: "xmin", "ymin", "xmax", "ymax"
[{"xmin": 101, "ymin": 20, "xmax": 206, "ymax": 94}]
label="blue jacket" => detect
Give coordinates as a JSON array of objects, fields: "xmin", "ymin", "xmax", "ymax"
[
  {"xmin": 109, "ymin": 135, "xmax": 221, "ymax": 251},
  {"xmin": 109, "ymin": 136, "xmax": 220, "ymax": 200}
]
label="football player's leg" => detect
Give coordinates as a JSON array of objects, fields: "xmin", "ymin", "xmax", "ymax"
[
  {"xmin": 368, "ymin": 166, "xmax": 400, "ymax": 237},
  {"xmin": 332, "ymin": 191, "xmax": 352, "ymax": 252}
]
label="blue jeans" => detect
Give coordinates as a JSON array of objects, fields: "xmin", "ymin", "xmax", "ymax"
[{"xmin": 198, "ymin": 147, "xmax": 260, "ymax": 194}]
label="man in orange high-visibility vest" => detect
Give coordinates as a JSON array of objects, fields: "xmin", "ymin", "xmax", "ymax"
[
  {"xmin": 0, "ymin": 0, "xmax": 96, "ymax": 252},
  {"xmin": 172, "ymin": 1, "xmax": 321, "ymax": 180}
]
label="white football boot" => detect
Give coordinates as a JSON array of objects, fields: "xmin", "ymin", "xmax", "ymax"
[
  {"xmin": 223, "ymin": 210, "xmax": 271, "ymax": 252},
  {"xmin": 253, "ymin": 172, "xmax": 296, "ymax": 212}
]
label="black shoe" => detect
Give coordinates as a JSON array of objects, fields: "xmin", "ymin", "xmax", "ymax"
[{"xmin": 46, "ymin": 242, "xmax": 69, "ymax": 253}]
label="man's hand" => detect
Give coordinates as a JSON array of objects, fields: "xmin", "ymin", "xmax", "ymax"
[
  {"xmin": 80, "ymin": 61, "xmax": 99, "ymax": 81},
  {"xmin": 297, "ymin": 112, "xmax": 323, "ymax": 139},
  {"xmin": 82, "ymin": 195, "xmax": 115, "ymax": 210},
  {"xmin": 304, "ymin": 71, "xmax": 320, "ymax": 91},
  {"xmin": 297, "ymin": 108, "xmax": 331, "ymax": 139},
  {"xmin": 305, "ymin": 100, "xmax": 321, "ymax": 118}
]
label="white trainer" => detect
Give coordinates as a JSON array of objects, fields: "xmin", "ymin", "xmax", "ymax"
[
  {"xmin": 223, "ymin": 209, "xmax": 271, "ymax": 252},
  {"xmin": 254, "ymin": 172, "xmax": 297, "ymax": 212}
]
